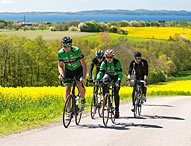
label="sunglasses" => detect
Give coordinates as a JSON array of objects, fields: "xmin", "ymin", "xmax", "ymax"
[
  {"xmin": 63, "ymin": 43, "xmax": 71, "ymax": 48},
  {"xmin": 135, "ymin": 57, "xmax": 141, "ymax": 60},
  {"xmin": 106, "ymin": 56, "xmax": 113, "ymax": 59}
]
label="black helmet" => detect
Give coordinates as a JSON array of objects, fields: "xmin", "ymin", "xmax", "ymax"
[
  {"xmin": 96, "ymin": 49, "xmax": 104, "ymax": 59},
  {"xmin": 102, "ymin": 74, "xmax": 111, "ymax": 84},
  {"xmin": 134, "ymin": 51, "xmax": 142, "ymax": 57},
  {"xmin": 61, "ymin": 36, "xmax": 72, "ymax": 46}
]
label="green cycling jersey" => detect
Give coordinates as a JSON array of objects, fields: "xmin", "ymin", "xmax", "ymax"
[
  {"xmin": 57, "ymin": 46, "xmax": 84, "ymax": 71},
  {"xmin": 97, "ymin": 58, "xmax": 123, "ymax": 81}
]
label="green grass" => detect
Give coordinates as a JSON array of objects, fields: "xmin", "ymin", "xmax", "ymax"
[
  {"xmin": 168, "ymin": 71, "xmax": 191, "ymax": 81},
  {"xmin": 0, "ymin": 29, "xmax": 161, "ymax": 42},
  {"xmin": 0, "ymin": 29, "xmax": 97, "ymax": 41}
]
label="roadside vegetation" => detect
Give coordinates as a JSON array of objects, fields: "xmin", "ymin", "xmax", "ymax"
[{"xmin": 0, "ymin": 78, "xmax": 190, "ymax": 135}]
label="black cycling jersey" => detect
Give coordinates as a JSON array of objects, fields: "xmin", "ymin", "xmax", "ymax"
[
  {"xmin": 89, "ymin": 57, "xmax": 105, "ymax": 80},
  {"xmin": 128, "ymin": 59, "xmax": 148, "ymax": 79}
]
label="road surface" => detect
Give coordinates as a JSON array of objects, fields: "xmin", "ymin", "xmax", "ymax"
[{"xmin": 1, "ymin": 96, "xmax": 191, "ymax": 146}]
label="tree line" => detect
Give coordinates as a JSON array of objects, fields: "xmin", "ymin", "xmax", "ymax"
[
  {"xmin": 1, "ymin": 19, "xmax": 190, "ymax": 33},
  {"xmin": 0, "ymin": 34, "xmax": 191, "ymax": 87}
]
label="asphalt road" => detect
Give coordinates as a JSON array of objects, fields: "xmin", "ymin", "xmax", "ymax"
[{"xmin": 1, "ymin": 96, "xmax": 191, "ymax": 146}]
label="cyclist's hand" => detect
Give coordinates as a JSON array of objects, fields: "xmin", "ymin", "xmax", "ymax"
[
  {"xmin": 116, "ymin": 80, "xmax": 121, "ymax": 87},
  {"xmin": 80, "ymin": 77, "xmax": 86, "ymax": 83},
  {"xmin": 127, "ymin": 79, "xmax": 130, "ymax": 85},
  {"xmin": 95, "ymin": 80, "xmax": 99, "ymax": 86},
  {"xmin": 59, "ymin": 74, "xmax": 63, "ymax": 81},
  {"xmin": 89, "ymin": 78, "xmax": 93, "ymax": 82},
  {"xmin": 144, "ymin": 79, "xmax": 147, "ymax": 86}
]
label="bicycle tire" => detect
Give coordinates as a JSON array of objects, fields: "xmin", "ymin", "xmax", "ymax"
[
  {"xmin": 134, "ymin": 92, "xmax": 138, "ymax": 118},
  {"xmin": 63, "ymin": 95, "xmax": 73, "ymax": 128},
  {"xmin": 102, "ymin": 93, "xmax": 109, "ymax": 126},
  {"xmin": 98, "ymin": 99, "xmax": 103, "ymax": 117},
  {"xmin": 90, "ymin": 94, "xmax": 97, "ymax": 119},
  {"xmin": 138, "ymin": 99, "xmax": 142, "ymax": 116},
  {"xmin": 110, "ymin": 95, "xmax": 115, "ymax": 124},
  {"xmin": 75, "ymin": 96, "xmax": 82, "ymax": 125}
]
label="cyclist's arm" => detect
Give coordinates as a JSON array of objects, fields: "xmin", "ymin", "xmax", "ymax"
[
  {"xmin": 144, "ymin": 60, "xmax": 149, "ymax": 80},
  {"xmin": 96, "ymin": 61, "xmax": 106, "ymax": 80},
  {"xmin": 89, "ymin": 60, "xmax": 95, "ymax": 79},
  {"xmin": 127, "ymin": 61, "xmax": 133, "ymax": 79},
  {"xmin": 58, "ymin": 61, "xmax": 64, "ymax": 76},
  {"xmin": 80, "ymin": 58, "xmax": 87, "ymax": 79},
  {"xmin": 116, "ymin": 61, "xmax": 123, "ymax": 82}
]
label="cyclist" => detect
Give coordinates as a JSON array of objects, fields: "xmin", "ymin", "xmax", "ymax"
[
  {"xmin": 96, "ymin": 49, "xmax": 123, "ymax": 118},
  {"xmin": 89, "ymin": 49, "xmax": 105, "ymax": 81},
  {"xmin": 58, "ymin": 36, "xmax": 87, "ymax": 120},
  {"xmin": 127, "ymin": 51, "xmax": 148, "ymax": 112}
]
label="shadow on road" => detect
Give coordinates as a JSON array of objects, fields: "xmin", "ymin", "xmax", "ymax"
[
  {"xmin": 76, "ymin": 122, "xmax": 163, "ymax": 130},
  {"xmin": 141, "ymin": 115, "xmax": 185, "ymax": 120},
  {"xmin": 115, "ymin": 122, "xmax": 163, "ymax": 129},
  {"xmin": 119, "ymin": 115, "xmax": 185, "ymax": 121},
  {"xmin": 143, "ymin": 104, "xmax": 174, "ymax": 107}
]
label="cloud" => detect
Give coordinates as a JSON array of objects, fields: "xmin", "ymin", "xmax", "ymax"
[{"xmin": 0, "ymin": 0, "xmax": 12, "ymax": 4}]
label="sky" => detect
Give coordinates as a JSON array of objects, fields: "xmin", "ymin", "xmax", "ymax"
[{"xmin": 0, "ymin": 0, "xmax": 191, "ymax": 12}]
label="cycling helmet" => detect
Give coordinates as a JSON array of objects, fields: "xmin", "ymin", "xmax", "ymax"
[
  {"xmin": 102, "ymin": 74, "xmax": 111, "ymax": 84},
  {"xmin": 134, "ymin": 51, "xmax": 142, "ymax": 57},
  {"xmin": 61, "ymin": 36, "xmax": 72, "ymax": 46},
  {"xmin": 105, "ymin": 49, "xmax": 114, "ymax": 56},
  {"xmin": 96, "ymin": 49, "xmax": 104, "ymax": 59}
]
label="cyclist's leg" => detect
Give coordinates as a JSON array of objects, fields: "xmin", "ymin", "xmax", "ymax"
[
  {"xmin": 132, "ymin": 83, "xmax": 136, "ymax": 106},
  {"xmin": 75, "ymin": 66, "xmax": 86, "ymax": 111},
  {"xmin": 140, "ymin": 81, "xmax": 146, "ymax": 101},
  {"xmin": 64, "ymin": 68, "xmax": 74, "ymax": 119},
  {"xmin": 64, "ymin": 68, "xmax": 73, "ymax": 105}
]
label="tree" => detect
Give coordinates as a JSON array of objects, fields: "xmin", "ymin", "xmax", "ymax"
[{"xmin": 179, "ymin": 19, "xmax": 187, "ymax": 34}]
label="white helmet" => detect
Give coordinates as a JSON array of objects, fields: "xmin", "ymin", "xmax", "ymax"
[{"xmin": 105, "ymin": 49, "xmax": 114, "ymax": 56}]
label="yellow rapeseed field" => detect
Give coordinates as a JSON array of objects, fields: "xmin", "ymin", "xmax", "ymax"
[
  {"xmin": 121, "ymin": 27, "xmax": 191, "ymax": 40},
  {"xmin": 0, "ymin": 80, "xmax": 190, "ymax": 99}
]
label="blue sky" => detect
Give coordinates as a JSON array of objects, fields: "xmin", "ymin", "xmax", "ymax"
[{"xmin": 0, "ymin": 0, "xmax": 191, "ymax": 12}]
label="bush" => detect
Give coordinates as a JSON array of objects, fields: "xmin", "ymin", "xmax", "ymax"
[
  {"xmin": 69, "ymin": 26, "xmax": 78, "ymax": 31},
  {"xmin": 109, "ymin": 25, "xmax": 117, "ymax": 33},
  {"xmin": 78, "ymin": 23, "xmax": 88, "ymax": 32},
  {"xmin": 148, "ymin": 68, "xmax": 167, "ymax": 83},
  {"xmin": 49, "ymin": 26, "xmax": 56, "ymax": 31},
  {"xmin": 118, "ymin": 29, "xmax": 128, "ymax": 35}
]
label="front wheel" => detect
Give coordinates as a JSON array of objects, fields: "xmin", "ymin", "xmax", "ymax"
[
  {"xmin": 102, "ymin": 93, "xmax": 109, "ymax": 126},
  {"xmin": 63, "ymin": 95, "xmax": 73, "ymax": 128},
  {"xmin": 137, "ymin": 98, "xmax": 142, "ymax": 116},
  {"xmin": 75, "ymin": 95, "xmax": 82, "ymax": 125},
  {"xmin": 90, "ymin": 94, "xmax": 97, "ymax": 119},
  {"xmin": 134, "ymin": 92, "xmax": 138, "ymax": 118}
]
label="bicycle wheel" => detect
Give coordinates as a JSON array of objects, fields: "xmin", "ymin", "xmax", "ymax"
[
  {"xmin": 134, "ymin": 92, "xmax": 138, "ymax": 118},
  {"xmin": 75, "ymin": 96, "xmax": 82, "ymax": 125},
  {"xmin": 110, "ymin": 95, "xmax": 115, "ymax": 124},
  {"xmin": 138, "ymin": 98, "xmax": 142, "ymax": 116},
  {"xmin": 98, "ymin": 98, "xmax": 103, "ymax": 117},
  {"xmin": 90, "ymin": 94, "xmax": 97, "ymax": 119},
  {"xmin": 63, "ymin": 95, "xmax": 73, "ymax": 128},
  {"xmin": 102, "ymin": 93, "xmax": 109, "ymax": 126}
]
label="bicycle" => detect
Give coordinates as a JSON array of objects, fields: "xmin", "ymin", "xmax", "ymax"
[
  {"xmin": 61, "ymin": 78, "xmax": 82, "ymax": 128},
  {"xmin": 102, "ymin": 81, "xmax": 118, "ymax": 126},
  {"xmin": 86, "ymin": 79, "xmax": 103, "ymax": 119},
  {"xmin": 129, "ymin": 80, "xmax": 146, "ymax": 118}
]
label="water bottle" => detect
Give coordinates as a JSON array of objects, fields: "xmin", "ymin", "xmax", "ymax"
[
  {"xmin": 97, "ymin": 94, "xmax": 101, "ymax": 104},
  {"xmin": 76, "ymin": 95, "xmax": 80, "ymax": 105}
]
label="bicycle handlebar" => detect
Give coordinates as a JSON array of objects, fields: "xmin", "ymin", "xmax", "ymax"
[{"xmin": 128, "ymin": 80, "xmax": 146, "ymax": 87}]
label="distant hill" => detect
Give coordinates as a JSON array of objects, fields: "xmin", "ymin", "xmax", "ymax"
[{"xmin": 1, "ymin": 9, "xmax": 191, "ymax": 16}]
